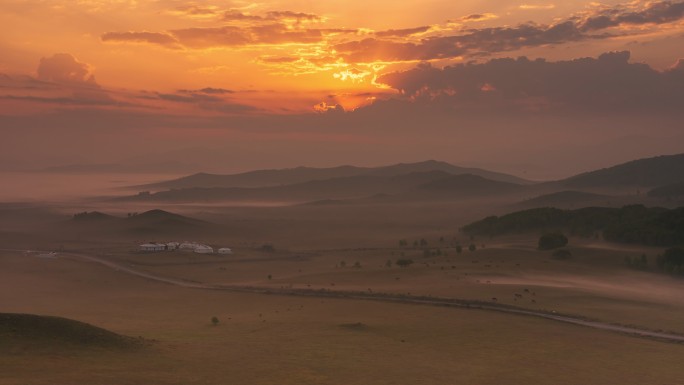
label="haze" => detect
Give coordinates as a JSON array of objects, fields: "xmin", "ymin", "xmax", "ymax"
[
  {"xmin": 2, "ymin": 0, "xmax": 684, "ymax": 181},
  {"xmin": 2, "ymin": 2, "xmax": 684, "ymax": 385}
]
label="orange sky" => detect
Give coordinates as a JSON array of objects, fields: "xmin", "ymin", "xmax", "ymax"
[{"xmin": 1, "ymin": 0, "xmax": 684, "ymax": 177}]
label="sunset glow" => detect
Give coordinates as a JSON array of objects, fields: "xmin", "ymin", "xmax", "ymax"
[{"xmin": 2, "ymin": 0, "xmax": 684, "ymax": 177}]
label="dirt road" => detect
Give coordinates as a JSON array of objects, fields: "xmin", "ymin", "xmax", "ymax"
[{"xmin": 9, "ymin": 249, "xmax": 684, "ymax": 344}]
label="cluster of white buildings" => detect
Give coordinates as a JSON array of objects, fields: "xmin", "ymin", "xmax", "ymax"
[{"xmin": 139, "ymin": 241, "xmax": 232, "ymax": 255}]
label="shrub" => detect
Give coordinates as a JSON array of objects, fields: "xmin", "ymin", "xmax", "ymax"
[
  {"xmin": 538, "ymin": 232, "xmax": 568, "ymax": 250},
  {"xmin": 396, "ymin": 258, "xmax": 414, "ymax": 268}
]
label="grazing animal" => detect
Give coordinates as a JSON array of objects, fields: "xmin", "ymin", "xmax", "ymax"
[
  {"xmin": 514, "ymin": 293, "xmax": 523, "ymax": 298},
  {"xmin": 491, "ymin": 297, "xmax": 498, "ymax": 302}
]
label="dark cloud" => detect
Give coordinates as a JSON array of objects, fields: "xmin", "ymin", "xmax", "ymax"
[
  {"xmin": 101, "ymin": 31, "xmax": 180, "ymax": 48},
  {"xmin": 169, "ymin": 26, "xmax": 251, "ymax": 47},
  {"xmin": 154, "ymin": 90, "xmax": 258, "ymax": 113},
  {"xmin": 375, "ymin": 26, "xmax": 431, "ymax": 38},
  {"xmin": 36, "ymin": 53, "xmax": 97, "ymax": 86},
  {"xmin": 104, "ymin": 22, "xmax": 353, "ymax": 49},
  {"xmin": 463, "ymin": 14, "xmax": 488, "ymax": 21},
  {"xmin": 332, "ymin": 1, "xmax": 684, "ymax": 63},
  {"xmin": 179, "ymin": 87, "xmax": 235, "ymax": 94},
  {"xmin": 374, "ymin": 51, "xmax": 684, "ymax": 114},
  {"xmin": 581, "ymin": 1, "xmax": 684, "ymax": 31},
  {"xmin": 156, "ymin": 92, "xmax": 223, "ymax": 103}
]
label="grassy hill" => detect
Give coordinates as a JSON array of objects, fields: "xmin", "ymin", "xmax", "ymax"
[
  {"xmin": 66, "ymin": 209, "xmax": 211, "ymax": 237},
  {"xmin": 0, "ymin": 313, "xmax": 143, "ymax": 350}
]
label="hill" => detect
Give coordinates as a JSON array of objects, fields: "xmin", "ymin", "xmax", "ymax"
[
  {"xmin": 418, "ymin": 174, "xmax": 522, "ymax": 195},
  {"xmin": 0, "ymin": 313, "xmax": 143, "ymax": 350},
  {"xmin": 462, "ymin": 205, "xmax": 684, "ymax": 246},
  {"xmin": 558, "ymin": 153, "xmax": 684, "ymax": 189},
  {"xmin": 66, "ymin": 209, "xmax": 211, "ymax": 237},
  {"xmin": 135, "ymin": 160, "xmax": 530, "ymax": 190},
  {"xmin": 518, "ymin": 191, "xmax": 612, "ymax": 208},
  {"xmin": 648, "ymin": 181, "xmax": 684, "ymax": 198}
]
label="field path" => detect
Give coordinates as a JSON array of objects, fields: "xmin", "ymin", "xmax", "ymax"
[{"xmin": 12, "ymin": 250, "xmax": 684, "ymax": 344}]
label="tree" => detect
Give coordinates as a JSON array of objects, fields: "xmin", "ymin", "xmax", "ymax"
[
  {"xmin": 456, "ymin": 245, "xmax": 462, "ymax": 254},
  {"xmin": 396, "ymin": 258, "xmax": 414, "ymax": 268},
  {"xmin": 399, "ymin": 239, "xmax": 408, "ymax": 247},
  {"xmin": 538, "ymin": 232, "xmax": 568, "ymax": 250},
  {"xmin": 353, "ymin": 261, "xmax": 362, "ymax": 268},
  {"xmin": 468, "ymin": 244, "xmax": 476, "ymax": 252},
  {"xmin": 420, "ymin": 238, "xmax": 428, "ymax": 248},
  {"xmin": 385, "ymin": 259, "xmax": 393, "ymax": 268},
  {"xmin": 267, "ymin": 274, "xmax": 272, "ymax": 280},
  {"xmin": 211, "ymin": 316, "xmax": 219, "ymax": 326},
  {"xmin": 657, "ymin": 247, "xmax": 684, "ymax": 274}
]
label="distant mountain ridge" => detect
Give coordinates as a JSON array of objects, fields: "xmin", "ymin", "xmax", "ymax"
[
  {"xmin": 135, "ymin": 160, "xmax": 531, "ymax": 190},
  {"xmin": 117, "ymin": 153, "xmax": 684, "ymax": 205},
  {"xmin": 120, "ymin": 170, "xmax": 526, "ymax": 203},
  {"xmin": 557, "ymin": 153, "xmax": 684, "ymax": 189}
]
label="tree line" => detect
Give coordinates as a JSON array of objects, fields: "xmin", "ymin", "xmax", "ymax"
[{"xmin": 462, "ymin": 205, "xmax": 684, "ymax": 247}]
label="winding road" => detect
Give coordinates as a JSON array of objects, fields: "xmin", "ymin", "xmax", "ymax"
[{"xmin": 8, "ymin": 249, "xmax": 684, "ymax": 344}]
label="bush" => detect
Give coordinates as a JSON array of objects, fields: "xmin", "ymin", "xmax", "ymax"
[
  {"xmin": 656, "ymin": 247, "xmax": 684, "ymax": 274},
  {"xmin": 395, "ymin": 258, "xmax": 414, "ymax": 268},
  {"xmin": 538, "ymin": 232, "xmax": 568, "ymax": 250}
]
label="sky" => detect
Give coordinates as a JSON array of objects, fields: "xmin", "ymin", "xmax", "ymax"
[{"xmin": 1, "ymin": 0, "xmax": 684, "ymax": 179}]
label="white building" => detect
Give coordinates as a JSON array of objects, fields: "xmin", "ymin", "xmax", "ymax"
[
  {"xmin": 180, "ymin": 242, "xmax": 199, "ymax": 250},
  {"xmin": 194, "ymin": 245, "xmax": 214, "ymax": 254},
  {"xmin": 140, "ymin": 243, "xmax": 166, "ymax": 252},
  {"xmin": 166, "ymin": 242, "xmax": 180, "ymax": 250},
  {"xmin": 218, "ymin": 247, "xmax": 233, "ymax": 255}
]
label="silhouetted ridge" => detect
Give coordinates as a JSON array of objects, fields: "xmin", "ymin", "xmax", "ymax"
[
  {"xmin": 136, "ymin": 160, "xmax": 530, "ymax": 190},
  {"xmin": 560, "ymin": 153, "xmax": 684, "ymax": 188}
]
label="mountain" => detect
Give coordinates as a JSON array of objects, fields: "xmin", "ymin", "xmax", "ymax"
[
  {"xmin": 558, "ymin": 153, "xmax": 684, "ymax": 189},
  {"xmin": 120, "ymin": 171, "xmax": 524, "ymax": 203},
  {"xmin": 134, "ymin": 160, "xmax": 531, "ymax": 190}
]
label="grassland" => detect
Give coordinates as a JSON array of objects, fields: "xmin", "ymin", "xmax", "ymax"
[{"xmin": 1, "ymin": 194, "xmax": 683, "ymax": 384}]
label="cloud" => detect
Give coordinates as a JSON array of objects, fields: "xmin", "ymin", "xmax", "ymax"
[
  {"xmin": 580, "ymin": 1, "xmax": 684, "ymax": 31},
  {"xmin": 101, "ymin": 31, "xmax": 180, "ymax": 48},
  {"xmin": 375, "ymin": 26, "xmax": 432, "ymax": 38},
  {"xmin": 36, "ymin": 53, "xmax": 97, "ymax": 86},
  {"xmin": 519, "ymin": 4, "xmax": 556, "ymax": 10},
  {"xmin": 221, "ymin": 10, "xmax": 323, "ymax": 23},
  {"xmin": 179, "ymin": 87, "xmax": 235, "ymax": 94},
  {"xmin": 373, "ymin": 51, "xmax": 684, "ymax": 114}
]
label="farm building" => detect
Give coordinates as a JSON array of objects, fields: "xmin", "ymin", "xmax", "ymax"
[
  {"xmin": 140, "ymin": 243, "xmax": 166, "ymax": 252},
  {"xmin": 218, "ymin": 247, "xmax": 233, "ymax": 255},
  {"xmin": 167, "ymin": 242, "xmax": 180, "ymax": 250},
  {"xmin": 194, "ymin": 245, "xmax": 214, "ymax": 254}
]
